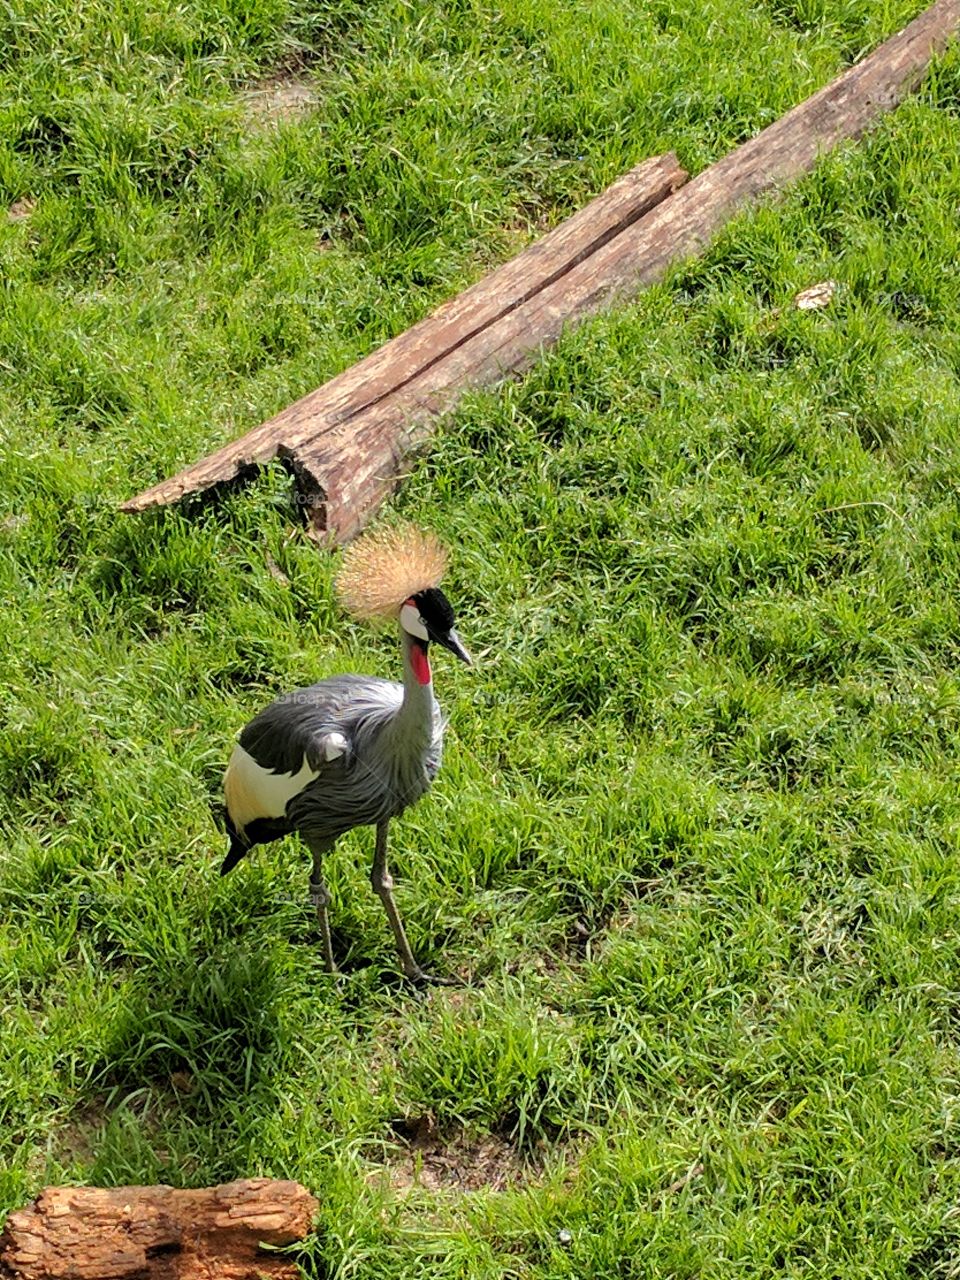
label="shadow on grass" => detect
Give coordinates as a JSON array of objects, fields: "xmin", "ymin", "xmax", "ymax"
[{"xmin": 62, "ymin": 937, "xmax": 309, "ymax": 1181}]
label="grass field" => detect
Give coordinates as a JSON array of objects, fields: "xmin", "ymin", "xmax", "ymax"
[{"xmin": 4, "ymin": 0, "xmax": 960, "ymax": 1274}]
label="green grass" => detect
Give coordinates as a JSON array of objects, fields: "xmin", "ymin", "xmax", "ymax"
[{"xmin": 4, "ymin": 0, "xmax": 960, "ymax": 1275}]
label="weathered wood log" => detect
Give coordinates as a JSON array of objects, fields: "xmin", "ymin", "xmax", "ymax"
[
  {"xmin": 120, "ymin": 151, "xmax": 687, "ymax": 533},
  {"xmin": 122, "ymin": 0, "xmax": 960, "ymax": 541},
  {"xmin": 0, "ymin": 1178, "xmax": 318, "ymax": 1280}
]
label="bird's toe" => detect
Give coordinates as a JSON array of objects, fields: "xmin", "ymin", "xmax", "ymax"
[{"xmin": 406, "ymin": 966, "xmax": 461, "ymax": 988}]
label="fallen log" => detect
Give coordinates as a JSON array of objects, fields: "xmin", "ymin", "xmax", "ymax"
[
  {"xmin": 0, "ymin": 1179, "xmax": 318, "ymax": 1280},
  {"xmin": 121, "ymin": 151, "xmax": 687, "ymax": 535},
  {"xmin": 122, "ymin": 0, "xmax": 960, "ymax": 541}
]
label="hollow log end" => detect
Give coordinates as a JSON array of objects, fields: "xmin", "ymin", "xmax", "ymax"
[
  {"xmin": 120, "ymin": 449, "xmax": 336, "ymax": 544},
  {"xmin": 275, "ymin": 449, "xmax": 344, "ymax": 545}
]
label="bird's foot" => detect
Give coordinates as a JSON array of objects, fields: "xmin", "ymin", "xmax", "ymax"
[
  {"xmin": 315, "ymin": 955, "xmax": 351, "ymax": 993},
  {"xmin": 406, "ymin": 966, "xmax": 461, "ymax": 988}
]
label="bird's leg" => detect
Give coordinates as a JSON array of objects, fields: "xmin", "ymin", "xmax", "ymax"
[
  {"xmin": 371, "ymin": 820, "xmax": 454, "ymax": 985},
  {"xmin": 370, "ymin": 820, "xmax": 420, "ymax": 979},
  {"xmin": 306, "ymin": 837, "xmax": 337, "ymax": 975}
]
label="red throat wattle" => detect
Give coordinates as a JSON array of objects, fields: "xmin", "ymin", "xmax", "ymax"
[{"xmin": 411, "ymin": 641, "xmax": 432, "ymax": 686}]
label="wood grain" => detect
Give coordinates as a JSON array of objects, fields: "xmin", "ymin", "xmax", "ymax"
[
  {"xmin": 121, "ymin": 0, "xmax": 960, "ymax": 540},
  {"xmin": 0, "ymin": 1179, "xmax": 318, "ymax": 1280},
  {"xmin": 121, "ymin": 152, "xmax": 688, "ymax": 525}
]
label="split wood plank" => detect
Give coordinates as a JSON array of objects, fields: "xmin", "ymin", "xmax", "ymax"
[
  {"xmin": 0, "ymin": 1178, "xmax": 318, "ymax": 1280},
  {"xmin": 121, "ymin": 152, "xmax": 687, "ymax": 526},
  {"xmin": 122, "ymin": 0, "xmax": 960, "ymax": 542}
]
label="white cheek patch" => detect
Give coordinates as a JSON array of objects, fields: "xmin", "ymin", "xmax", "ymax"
[{"xmin": 400, "ymin": 601, "xmax": 429, "ymax": 641}]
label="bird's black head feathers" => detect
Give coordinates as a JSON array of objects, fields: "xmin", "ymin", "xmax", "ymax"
[
  {"xmin": 412, "ymin": 587, "xmax": 455, "ymax": 634},
  {"xmin": 410, "ymin": 587, "xmax": 471, "ymax": 664}
]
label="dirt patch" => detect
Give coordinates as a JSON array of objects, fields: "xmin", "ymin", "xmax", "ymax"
[
  {"xmin": 8, "ymin": 196, "xmax": 36, "ymax": 222},
  {"xmin": 502, "ymin": 201, "xmax": 555, "ymax": 239},
  {"xmin": 379, "ymin": 1113, "xmax": 532, "ymax": 1195},
  {"xmin": 47, "ymin": 1090, "xmax": 181, "ymax": 1177},
  {"xmin": 239, "ymin": 77, "xmax": 318, "ymax": 129},
  {"xmin": 41, "ymin": 1102, "xmax": 106, "ymax": 1173},
  {"xmin": 548, "ymin": 875, "xmax": 669, "ymax": 961}
]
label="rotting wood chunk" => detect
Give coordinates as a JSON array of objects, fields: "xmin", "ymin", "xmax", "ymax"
[{"xmin": 0, "ymin": 1178, "xmax": 318, "ymax": 1280}]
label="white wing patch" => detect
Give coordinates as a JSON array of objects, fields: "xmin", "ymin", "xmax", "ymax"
[
  {"xmin": 224, "ymin": 743, "xmax": 322, "ymax": 833},
  {"xmin": 321, "ymin": 731, "xmax": 349, "ymax": 761}
]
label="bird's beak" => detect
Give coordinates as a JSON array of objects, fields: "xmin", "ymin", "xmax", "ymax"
[{"xmin": 435, "ymin": 628, "xmax": 472, "ymax": 665}]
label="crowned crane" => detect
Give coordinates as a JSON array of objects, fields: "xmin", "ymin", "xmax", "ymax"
[{"xmin": 221, "ymin": 525, "xmax": 471, "ymax": 984}]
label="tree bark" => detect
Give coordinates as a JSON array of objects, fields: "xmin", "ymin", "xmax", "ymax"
[
  {"xmin": 120, "ymin": 151, "xmax": 686, "ymax": 532},
  {"xmin": 0, "ymin": 1179, "xmax": 318, "ymax": 1280},
  {"xmin": 121, "ymin": 0, "xmax": 960, "ymax": 542}
]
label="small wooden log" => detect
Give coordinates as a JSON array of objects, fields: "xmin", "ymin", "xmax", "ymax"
[
  {"xmin": 122, "ymin": 0, "xmax": 960, "ymax": 541},
  {"xmin": 0, "ymin": 1179, "xmax": 318, "ymax": 1280}
]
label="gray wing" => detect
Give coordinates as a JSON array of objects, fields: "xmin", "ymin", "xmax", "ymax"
[{"xmin": 239, "ymin": 674, "xmax": 402, "ymax": 774}]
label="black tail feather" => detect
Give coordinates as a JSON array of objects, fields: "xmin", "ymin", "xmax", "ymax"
[
  {"xmin": 220, "ymin": 808, "xmax": 249, "ymax": 876},
  {"xmin": 220, "ymin": 837, "xmax": 249, "ymax": 876},
  {"xmin": 220, "ymin": 811, "xmax": 289, "ymax": 875}
]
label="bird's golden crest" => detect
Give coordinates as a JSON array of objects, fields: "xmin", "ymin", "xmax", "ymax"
[{"xmin": 336, "ymin": 524, "xmax": 448, "ymax": 621}]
